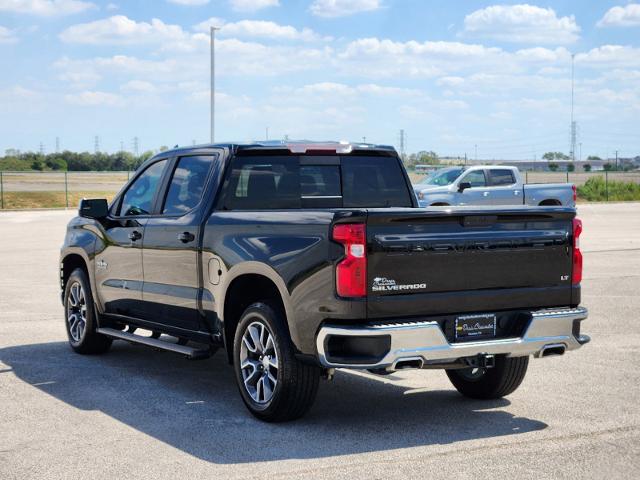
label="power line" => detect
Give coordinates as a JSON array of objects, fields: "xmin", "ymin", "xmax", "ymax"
[{"xmin": 570, "ymin": 53, "xmax": 576, "ymax": 162}]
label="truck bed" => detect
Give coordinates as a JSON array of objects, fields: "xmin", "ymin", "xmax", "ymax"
[{"xmin": 365, "ymin": 206, "xmax": 579, "ymax": 318}]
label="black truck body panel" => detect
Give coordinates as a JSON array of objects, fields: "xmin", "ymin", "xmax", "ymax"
[{"xmin": 60, "ymin": 143, "xmax": 582, "ymax": 361}]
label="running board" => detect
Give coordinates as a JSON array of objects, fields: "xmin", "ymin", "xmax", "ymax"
[{"xmin": 97, "ymin": 327, "xmax": 212, "ymax": 359}]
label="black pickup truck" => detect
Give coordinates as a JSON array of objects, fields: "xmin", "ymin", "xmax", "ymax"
[{"xmin": 60, "ymin": 141, "xmax": 589, "ymax": 421}]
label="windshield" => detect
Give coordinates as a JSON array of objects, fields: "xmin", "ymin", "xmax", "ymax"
[{"xmin": 417, "ymin": 167, "xmax": 464, "ymax": 186}]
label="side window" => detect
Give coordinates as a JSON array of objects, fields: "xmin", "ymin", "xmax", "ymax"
[
  {"xmin": 120, "ymin": 160, "xmax": 167, "ymax": 216},
  {"xmin": 460, "ymin": 170, "xmax": 486, "ymax": 188},
  {"xmin": 489, "ymin": 169, "xmax": 516, "ymax": 186},
  {"xmin": 163, "ymin": 156, "xmax": 214, "ymax": 215},
  {"xmin": 224, "ymin": 156, "xmax": 300, "ymax": 210}
]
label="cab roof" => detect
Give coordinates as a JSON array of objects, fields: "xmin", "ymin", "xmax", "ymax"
[{"xmin": 165, "ymin": 140, "xmax": 397, "ymax": 156}]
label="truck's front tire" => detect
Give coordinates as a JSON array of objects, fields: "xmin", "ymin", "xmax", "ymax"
[
  {"xmin": 64, "ymin": 268, "xmax": 112, "ymax": 354},
  {"xmin": 446, "ymin": 355, "xmax": 529, "ymax": 399},
  {"xmin": 233, "ymin": 302, "xmax": 320, "ymax": 422}
]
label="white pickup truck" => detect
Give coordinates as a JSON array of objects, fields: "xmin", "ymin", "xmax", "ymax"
[{"xmin": 413, "ymin": 165, "xmax": 576, "ymax": 207}]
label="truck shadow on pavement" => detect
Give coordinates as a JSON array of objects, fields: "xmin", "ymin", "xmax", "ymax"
[{"xmin": 1, "ymin": 341, "xmax": 547, "ymax": 463}]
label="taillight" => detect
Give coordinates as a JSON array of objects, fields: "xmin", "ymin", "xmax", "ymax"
[
  {"xmin": 572, "ymin": 184, "xmax": 577, "ymax": 202},
  {"xmin": 333, "ymin": 223, "xmax": 367, "ymax": 297},
  {"xmin": 572, "ymin": 217, "xmax": 582, "ymax": 284}
]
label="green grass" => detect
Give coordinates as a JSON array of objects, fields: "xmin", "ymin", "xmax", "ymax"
[
  {"xmin": 577, "ymin": 176, "xmax": 640, "ymax": 202},
  {"xmin": 1, "ymin": 191, "xmax": 115, "ymax": 209}
]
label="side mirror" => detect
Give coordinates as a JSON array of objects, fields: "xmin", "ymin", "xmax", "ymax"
[
  {"xmin": 79, "ymin": 198, "xmax": 108, "ymax": 220},
  {"xmin": 458, "ymin": 182, "xmax": 471, "ymax": 193}
]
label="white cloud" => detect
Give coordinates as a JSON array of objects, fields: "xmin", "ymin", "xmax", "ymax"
[
  {"xmin": 120, "ymin": 80, "xmax": 160, "ymax": 93},
  {"xmin": 194, "ymin": 19, "xmax": 326, "ymax": 41},
  {"xmin": 65, "ymin": 90, "xmax": 125, "ymax": 107},
  {"xmin": 280, "ymin": 82, "xmax": 421, "ymax": 99},
  {"xmin": 462, "ymin": 4, "xmax": 580, "ymax": 44},
  {"xmin": 54, "ymin": 55, "xmax": 186, "ymax": 87},
  {"xmin": 0, "ymin": 25, "xmax": 18, "ymax": 43},
  {"xmin": 167, "ymin": 0, "xmax": 209, "ymax": 5},
  {"xmin": 597, "ymin": 4, "xmax": 640, "ymax": 27},
  {"xmin": 310, "ymin": 0, "xmax": 381, "ymax": 18},
  {"xmin": 192, "ymin": 16, "xmax": 225, "ymax": 32},
  {"xmin": 337, "ymin": 38, "xmax": 507, "ymax": 77},
  {"xmin": 58, "ymin": 70, "xmax": 102, "ymax": 88},
  {"xmin": 0, "ymin": 0, "xmax": 94, "ymax": 16},
  {"xmin": 59, "ymin": 15, "xmax": 188, "ymax": 45},
  {"xmin": 229, "ymin": 0, "xmax": 279, "ymax": 12},
  {"xmin": 576, "ymin": 45, "xmax": 640, "ymax": 68}
]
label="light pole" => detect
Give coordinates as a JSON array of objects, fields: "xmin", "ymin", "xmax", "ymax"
[{"xmin": 210, "ymin": 25, "xmax": 221, "ymax": 144}]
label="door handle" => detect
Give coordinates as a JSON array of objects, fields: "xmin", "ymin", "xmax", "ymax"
[
  {"xmin": 483, "ymin": 191, "xmax": 490, "ymax": 197},
  {"xmin": 178, "ymin": 232, "xmax": 195, "ymax": 243},
  {"xmin": 128, "ymin": 230, "xmax": 142, "ymax": 241}
]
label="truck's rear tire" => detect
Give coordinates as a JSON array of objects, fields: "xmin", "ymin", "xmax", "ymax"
[
  {"xmin": 445, "ymin": 355, "xmax": 529, "ymax": 399},
  {"xmin": 233, "ymin": 302, "xmax": 320, "ymax": 422},
  {"xmin": 64, "ymin": 268, "xmax": 112, "ymax": 354}
]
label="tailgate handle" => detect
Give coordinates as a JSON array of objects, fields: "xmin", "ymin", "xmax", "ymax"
[{"xmin": 462, "ymin": 216, "xmax": 498, "ymax": 227}]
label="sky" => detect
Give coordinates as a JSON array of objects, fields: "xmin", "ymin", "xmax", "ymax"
[{"xmin": 0, "ymin": 0, "xmax": 639, "ymax": 160}]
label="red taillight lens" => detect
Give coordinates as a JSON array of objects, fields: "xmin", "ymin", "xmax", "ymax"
[
  {"xmin": 572, "ymin": 184, "xmax": 577, "ymax": 202},
  {"xmin": 572, "ymin": 217, "xmax": 582, "ymax": 284},
  {"xmin": 333, "ymin": 223, "xmax": 367, "ymax": 297}
]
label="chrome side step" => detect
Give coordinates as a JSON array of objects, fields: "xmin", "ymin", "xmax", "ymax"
[{"xmin": 97, "ymin": 327, "xmax": 211, "ymax": 359}]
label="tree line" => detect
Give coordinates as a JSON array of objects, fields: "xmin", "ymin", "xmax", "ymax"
[{"xmin": 0, "ymin": 150, "xmax": 156, "ymax": 172}]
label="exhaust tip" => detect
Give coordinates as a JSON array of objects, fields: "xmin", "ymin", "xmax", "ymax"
[
  {"xmin": 393, "ymin": 357, "xmax": 424, "ymax": 370},
  {"xmin": 540, "ymin": 344, "xmax": 566, "ymax": 357}
]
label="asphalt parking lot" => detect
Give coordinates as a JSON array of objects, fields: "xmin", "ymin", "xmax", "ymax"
[{"xmin": 1, "ymin": 203, "xmax": 639, "ymax": 479}]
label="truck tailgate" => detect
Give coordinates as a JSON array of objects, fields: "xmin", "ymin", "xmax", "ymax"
[{"xmin": 366, "ymin": 207, "xmax": 576, "ymax": 318}]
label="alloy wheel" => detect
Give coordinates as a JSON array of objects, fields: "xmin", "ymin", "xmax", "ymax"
[
  {"xmin": 239, "ymin": 321, "xmax": 279, "ymax": 404},
  {"xmin": 67, "ymin": 281, "xmax": 87, "ymax": 343}
]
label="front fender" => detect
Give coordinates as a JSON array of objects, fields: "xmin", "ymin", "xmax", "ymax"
[
  {"xmin": 60, "ymin": 218, "xmax": 99, "ymax": 306},
  {"xmin": 421, "ymin": 191, "xmax": 456, "ymax": 206}
]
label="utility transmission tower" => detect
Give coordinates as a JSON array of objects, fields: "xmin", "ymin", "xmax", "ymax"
[
  {"xmin": 94, "ymin": 136, "xmax": 100, "ymax": 153},
  {"xmin": 132, "ymin": 137, "xmax": 139, "ymax": 157},
  {"xmin": 399, "ymin": 129, "xmax": 406, "ymax": 160},
  {"xmin": 55, "ymin": 137, "xmax": 60, "ymax": 153},
  {"xmin": 570, "ymin": 53, "xmax": 577, "ymax": 162},
  {"xmin": 39, "ymin": 142, "xmax": 45, "ymax": 155}
]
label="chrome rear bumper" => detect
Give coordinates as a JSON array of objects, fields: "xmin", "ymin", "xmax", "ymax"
[{"xmin": 316, "ymin": 307, "xmax": 589, "ymax": 369}]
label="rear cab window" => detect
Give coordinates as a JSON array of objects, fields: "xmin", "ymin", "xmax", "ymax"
[
  {"xmin": 162, "ymin": 155, "xmax": 214, "ymax": 215},
  {"xmin": 488, "ymin": 169, "xmax": 516, "ymax": 186},
  {"xmin": 220, "ymin": 153, "xmax": 412, "ymax": 210}
]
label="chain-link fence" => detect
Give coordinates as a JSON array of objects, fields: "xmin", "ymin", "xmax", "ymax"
[
  {"xmin": 1, "ymin": 169, "xmax": 640, "ymax": 210},
  {"xmin": 0, "ymin": 171, "xmax": 131, "ymax": 209},
  {"xmin": 523, "ymin": 171, "xmax": 640, "ymax": 187}
]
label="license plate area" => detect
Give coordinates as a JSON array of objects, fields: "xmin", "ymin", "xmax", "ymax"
[{"xmin": 455, "ymin": 313, "xmax": 497, "ymax": 341}]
